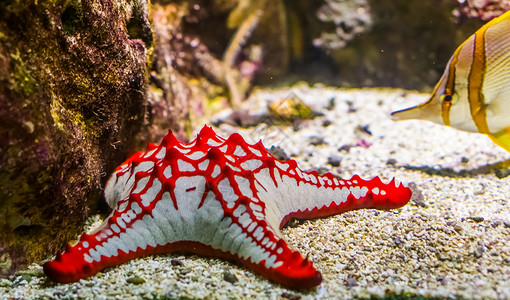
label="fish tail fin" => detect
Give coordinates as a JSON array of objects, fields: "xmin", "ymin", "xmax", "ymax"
[{"xmin": 489, "ymin": 128, "xmax": 510, "ymax": 152}]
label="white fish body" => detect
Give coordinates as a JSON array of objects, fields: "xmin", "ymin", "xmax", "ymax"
[{"xmin": 392, "ymin": 10, "xmax": 510, "ymax": 152}]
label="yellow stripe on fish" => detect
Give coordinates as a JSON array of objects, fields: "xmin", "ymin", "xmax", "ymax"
[{"xmin": 392, "ymin": 10, "xmax": 510, "ymax": 152}]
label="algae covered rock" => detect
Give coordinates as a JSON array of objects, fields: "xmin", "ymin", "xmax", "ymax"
[
  {"xmin": 145, "ymin": 1, "xmax": 228, "ymax": 142},
  {"xmin": 455, "ymin": 0, "xmax": 510, "ymax": 20},
  {"xmin": 0, "ymin": 0, "xmax": 152, "ymax": 275},
  {"xmin": 307, "ymin": 0, "xmax": 486, "ymax": 90}
]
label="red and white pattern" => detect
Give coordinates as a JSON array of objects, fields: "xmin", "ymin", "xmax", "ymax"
[{"xmin": 44, "ymin": 126, "xmax": 411, "ymax": 288}]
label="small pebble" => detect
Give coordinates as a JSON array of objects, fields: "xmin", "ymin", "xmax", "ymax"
[
  {"xmin": 386, "ymin": 158, "xmax": 397, "ymax": 165},
  {"xmin": 490, "ymin": 219, "xmax": 502, "ymax": 228},
  {"xmin": 356, "ymin": 124, "xmax": 372, "ymax": 135},
  {"xmin": 474, "ymin": 247, "xmax": 485, "ymax": 258},
  {"xmin": 322, "ymin": 119, "xmax": 332, "ymax": 127},
  {"xmin": 437, "ymin": 276, "xmax": 446, "ymax": 285},
  {"xmin": 446, "ymin": 220, "xmax": 457, "ymax": 227},
  {"xmin": 343, "ymin": 213, "xmax": 354, "ymax": 219},
  {"xmin": 355, "ymin": 139, "xmax": 371, "ymax": 148},
  {"xmin": 268, "ymin": 146, "xmax": 290, "ymax": 161},
  {"xmin": 469, "ymin": 216, "xmax": 484, "ymax": 223},
  {"xmin": 327, "ymin": 97, "xmax": 336, "ymax": 110},
  {"xmin": 0, "ymin": 278, "xmax": 11, "ymax": 287},
  {"xmin": 474, "ymin": 189, "xmax": 485, "ymax": 195},
  {"xmin": 327, "ymin": 155, "xmax": 342, "ymax": 167},
  {"xmin": 223, "ymin": 271, "xmax": 238, "ymax": 284},
  {"xmin": 346, "ymin": 101, "xmax": 357, "ymax": 113},
  {"xmin": 408, "ymin": 182, "xmax": 426, "ymax": 207},
  {"xmin": 19, "ymin": 274, "xmax": 32, "ymax": 284},
  {"xmin": 287, "ymin": 219, "xmax": 304, "ymax": 228},
  {"xmin": 281, "ymin": 291, "xmax": 302, "ymax": 300},
  {"xmin": 316, "ymin": 167, "xmax": 330, "ymax": 175},
  {"xmin": 170, "ymin": 258, "xmax": 184, "ymax": 266},
  {"xmin": 15, "ymin": 269, "xmax": 44, "ymax": 277},
  {"xmin": 338, "ymin": 144, "xmax": 354, "ymax": 152},
  {"xmin": 346, "ymin": 277, "xmax": 358, "ymax": 287},
  {"xmin": 438, "ymin": 253, "xmax": 449, "ymax": 261},
  {"xmin": 309, "ymin": 136, "xmax": 325, "ymax": 146},
  {"xmin": 126, "ymin": 276, "xmax": 145, "ymax": 285},
  {"xmin": 494, "ymin": 167, "xmax": 510, "ymax": 178}
]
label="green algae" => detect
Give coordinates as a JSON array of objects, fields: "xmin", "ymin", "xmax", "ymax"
[{"xmin": 10, "ymin": 49, "xmax": 37, "ymax": 96}]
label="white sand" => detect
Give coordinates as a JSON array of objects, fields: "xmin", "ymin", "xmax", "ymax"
[{"xmin": 3, "ymin": 85, "xmax": 509, "ymax": 299}]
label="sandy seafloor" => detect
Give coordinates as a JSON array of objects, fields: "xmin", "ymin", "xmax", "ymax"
[{"xmin": 2, "ymin": 84, "xmax": 510, "ymax": 299}]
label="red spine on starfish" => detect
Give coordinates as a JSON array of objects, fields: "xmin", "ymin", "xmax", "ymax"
[{"xmin": 43, "ymin": 126, "xmax": 411, "ymax": 289}]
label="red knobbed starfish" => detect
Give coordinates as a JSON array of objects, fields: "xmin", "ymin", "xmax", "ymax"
[{"xmin": 44, "ymin": 125, "xmax": 411, "ymax": 289}]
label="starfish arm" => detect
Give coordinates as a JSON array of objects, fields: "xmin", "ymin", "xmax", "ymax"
[
  {"xmin": 204, "ymin": 174, "xmax": 322, "ymax": 288},
  {"xmin": 279, "ymin": 175, "xmax": 411, "ymax": 227},
  {"xmin": 251, "ymin": 160, "xmax": 411, "ymax": 229},
  {"xmin": 44, "ymin": 184, "xmax": 321, "ymax": 288}
]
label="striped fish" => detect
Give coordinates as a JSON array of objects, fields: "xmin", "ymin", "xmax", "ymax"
[{"xmin": 392, "ymin": 10, "xmax": 510, "ymax": 152}]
